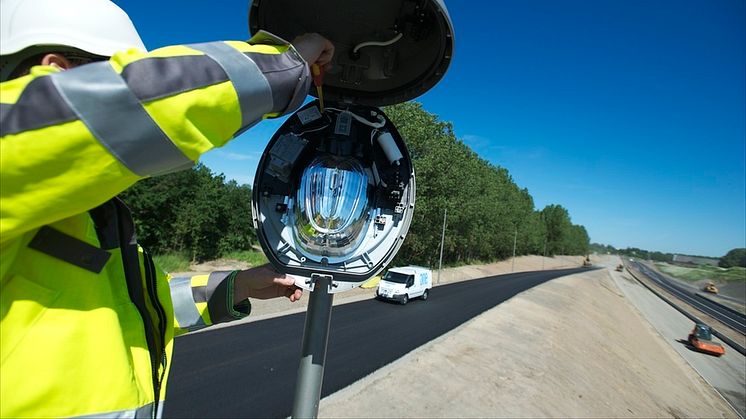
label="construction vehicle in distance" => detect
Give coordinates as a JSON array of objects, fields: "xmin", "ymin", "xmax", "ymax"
[
  {"xmin": 582, "ymin": 255, "xmax": 592, "ymax": 267},
  {"xmin": 615, "ymin": 264, "xmax": 624, "ymax": 272},
  {"xmin": 703, "ymin": 281, "xmax": 719, "ymax": 294},
  {"xmin": 687, "ymin": 323, "xmax": 725, "ymax": 356}
]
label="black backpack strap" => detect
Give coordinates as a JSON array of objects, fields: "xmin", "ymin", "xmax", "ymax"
[{"xmin": 89, "ymin": 199, "xmax": 121, "ymax": 250}]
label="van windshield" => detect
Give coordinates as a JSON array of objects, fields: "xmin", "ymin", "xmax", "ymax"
[{"xmin": 383, "ymin": 271, "xmax": 412, "ymax": 284}]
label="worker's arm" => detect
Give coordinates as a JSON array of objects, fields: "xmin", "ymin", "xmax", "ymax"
[
  {"xmin": 167, "ymin": 264, "xmax": 301, "ymax": 336},
  {"xmin": 0, "ymin": 32, "xmax": 322, "ymax": 242}
]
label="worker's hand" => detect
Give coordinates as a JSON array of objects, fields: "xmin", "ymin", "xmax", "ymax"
[
  {"xmin": 234, "ymin": 264, "xmax": 303, "ymax": 303},
  {"xmin": 292, "ymin": 33, "xmax": 335, "ymax": 70}
]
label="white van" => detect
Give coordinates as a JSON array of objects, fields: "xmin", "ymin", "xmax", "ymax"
[{"xmin": 376, "ymin": 266, "xmax": 433, "ymax": 304}]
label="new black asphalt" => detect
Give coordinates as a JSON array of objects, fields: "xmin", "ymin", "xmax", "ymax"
[{"xmin": 164, "ymin": 267, "xmax": 588, "ymax": 418}]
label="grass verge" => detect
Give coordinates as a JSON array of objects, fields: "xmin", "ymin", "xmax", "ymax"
[
  {"xmin": 154, "ymin": 250, "xmax": 268, "ymax": 272},
  {"xmin": 222, "ymin": 250, "xmax": 269, "ymax": 267},
  {"xmin": 655, "ymin": 262, "xmax": 746, "ymax": 283},
  {"xmin": 153, "ymin": 252, "xmax": 191, "ymax": 272}
]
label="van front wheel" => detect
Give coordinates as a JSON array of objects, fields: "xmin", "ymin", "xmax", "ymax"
[
  {"xmin": 421, "ymin": 290, "xmax": 429, "ymax": 301},
  {"xmin": 401, "ymin": 294, "xmax": 409, "ymax": 305}
]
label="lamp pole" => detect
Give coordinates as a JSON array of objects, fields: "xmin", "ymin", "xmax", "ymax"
[
  {"xmin": 437, "ymin": 207, "xmax": 447, "ymax": 284},
  {"xmin": 542, "ymin": 237, "xmax": 547, "ymax": 270},
  {"xmin": 291, "ymin": 275, "xmax": 334, "ymax": 418},
  {"xmin": 511, "ymin": 226, "xmax": 517, "ymax": 272}
]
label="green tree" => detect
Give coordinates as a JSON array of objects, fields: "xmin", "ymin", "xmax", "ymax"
[
  {"xmin": 590, "ymin": 242, "xmax": 617, "ymax": 254},
  {"xmin": 541, "ymin": 204, "xmax": 572, "ymax": 255},
  {"xmin": 720, "ymin": 248, "xmax": 746, "ymax": 268},
  {"xmin": 217, "ymin": 181, "xmax": 256, "ymax": 255},
  {"xmin": 120, "ymin": 163, "xmax": 257, "ymax": 262}
]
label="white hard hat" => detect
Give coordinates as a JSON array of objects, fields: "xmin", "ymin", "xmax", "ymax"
[{"xmin": 1, "ymin": 0, "xmax": 146, "ymax": 57}]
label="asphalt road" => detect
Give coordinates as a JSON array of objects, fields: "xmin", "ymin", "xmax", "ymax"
[
  {"xmin": 610, "ymin": 261, "xmax": 746, "ymax": 417},
  {"xmin": 164, "ymin": 267, "xmax": 588, "ymax": 418},
  {"xmin": 632, "ymin": 261, "xmax": 746, "ymax": 336}
]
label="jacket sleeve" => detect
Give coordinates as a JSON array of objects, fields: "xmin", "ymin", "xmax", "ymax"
[
  {"xmin": 0, "ymin": 32, "xmax": 310, "ymax": 243},
  {"xmin": 167, "ymin": 270, "xmax": 249, "ymax": 336}
]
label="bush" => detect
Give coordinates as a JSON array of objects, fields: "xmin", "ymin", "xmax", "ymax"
[{"xmin": 720, "ymin": 248, "xmax": 746, "ymax": 268}]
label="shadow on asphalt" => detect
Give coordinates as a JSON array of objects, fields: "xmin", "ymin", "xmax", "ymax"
[{"xmin": 674, "ymin": 338, "xmax": 724, "ymax": 357}]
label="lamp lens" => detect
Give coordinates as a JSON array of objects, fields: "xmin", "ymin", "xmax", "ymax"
[{"xmin": 293, "ymin": 155, "xmax": 370, "ymax": 257}]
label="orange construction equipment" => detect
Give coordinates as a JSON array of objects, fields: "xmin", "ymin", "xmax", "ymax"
[
  {"xmin": 687, "ymin": 323, "xmax": 725, "ymax": 356},
  {"xmin": 703, "ymin": 282, "xmax": 719, "ymax": 294}
]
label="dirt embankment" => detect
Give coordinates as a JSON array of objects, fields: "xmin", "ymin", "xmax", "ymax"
[{"xmin": 317, "ymin": 257, "xmax": 736, "ymax": 418}]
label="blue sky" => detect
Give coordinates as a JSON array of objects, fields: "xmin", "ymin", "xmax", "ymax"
[{"xmin": 116, "ymin": 0, "xmax": 745, "ymax": 257}]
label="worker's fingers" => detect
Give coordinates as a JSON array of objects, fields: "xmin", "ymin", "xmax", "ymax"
[
  {"xmin": 292, "ymin": 33, "xmax": 334, "ymax": 69},
  {"xmin": 235, "ymin": 265, "xmax": 303, "ymax": 302},
  {"xmin": 286, "ymin": 287, "xmax": 303, "ymax": 302},
  {"xmin": 262, "ymin": 284, "xmax": 301, "ymax": 301},
  {"xmin": 316, "ymin": 38, "xmax": 335, "ymax": 67}
]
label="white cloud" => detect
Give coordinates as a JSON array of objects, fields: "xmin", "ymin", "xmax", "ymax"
[
  {"xmin": 213, "ymin": 150, "xmax": 258, "ymax": 161},
  {"xmin": 461, "ymin": 134, "xmax": 513, "ymax": 153}
]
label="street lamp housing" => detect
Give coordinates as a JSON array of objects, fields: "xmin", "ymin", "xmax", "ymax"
[{"xmin": 252, "ymin": 101, "xmax": 415, "ymax": 292}]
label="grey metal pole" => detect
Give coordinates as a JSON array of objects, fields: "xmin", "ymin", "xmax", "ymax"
[
  {"xmin": 511, "ymin": 227, "xmax": 517, "ymax": 272},
  {"xmin": 437, "ymin": 208, "xmax": 447, "ymax": 284},
  {"xmin": 291, "ymin": 275, "xmax": 334, "ymax": 419},
  {"xmin": 542, "ymin": 238, "xmax": 547, "ymax": 270}
]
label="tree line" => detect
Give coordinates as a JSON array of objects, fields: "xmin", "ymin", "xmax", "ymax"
[
  {"xmin": 120, "ymin": 102, "xmax": 590, "ymax": 266},
  {"xmin": 590, "ymin": 243, "xmax": 746, "ymax": 268},
  {"xmin": 590, "ymin": 244, "xmax": 675, "ymax": 263},
  {"xmin": 120, "ymin": 164, "xmax": 256, "ymax": 262}
]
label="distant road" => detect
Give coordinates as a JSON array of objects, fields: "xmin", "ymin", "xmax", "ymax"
[
  {"xmin": 611, "ymin": 262, "xmax": 745, "ymax": 417},
  {"xmin": 164, "ymin": 267, "xmax": 588, "ymax": 418},
  {"xmin": 631, "ymin": 261, "xmax": 746, "ymax": 336}
]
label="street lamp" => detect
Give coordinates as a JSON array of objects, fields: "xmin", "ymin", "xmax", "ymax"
[{"xmin": 249, "ymin": 1, "xmax": 454, "ymax": 417}]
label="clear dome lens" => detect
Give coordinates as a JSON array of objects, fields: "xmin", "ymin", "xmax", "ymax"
[{"xmin": 293, "ymin": 155, "xmax": 370, "ymax": 258}]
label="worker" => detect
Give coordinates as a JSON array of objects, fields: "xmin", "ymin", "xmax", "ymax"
[{"xmin": 0, "ymin": 0, "xmax": 334, "ymax": 417}]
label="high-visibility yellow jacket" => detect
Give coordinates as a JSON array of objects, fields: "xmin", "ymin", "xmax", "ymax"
[{"xmin": 0, "ymin": 32, "xmax": 310, "ymax": 418}]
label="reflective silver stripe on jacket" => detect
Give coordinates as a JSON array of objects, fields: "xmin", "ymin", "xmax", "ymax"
[
  {"xmin": 169, "ymin": 276, "xmax": 207, "ymax": 331},
  {"xmin": 187, "ymin": 42, "xmax": 273, "ymax": 130},
  {"xmin": 74, "ymin": 401, "xmax": 163, "ymax": 418},
  {"xmin": 49, "ymin": 62, "xmax": 193, "ymax": 177}
]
